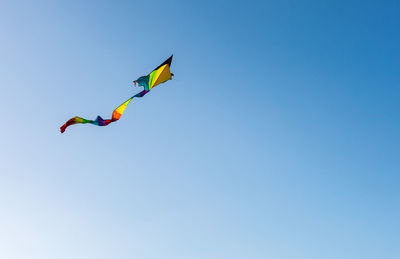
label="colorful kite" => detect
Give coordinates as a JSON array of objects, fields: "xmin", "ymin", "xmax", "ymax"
[{"xmin": 60, "ymin": 55, "xmax": 174, "ymax": 133}]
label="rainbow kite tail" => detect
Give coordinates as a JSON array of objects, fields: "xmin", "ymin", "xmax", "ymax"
[
  {"xmin": 59, "ymin": 116, "xmax": 113, "ymax": 133},
  {"xmin": 60, "ymin": 117, "xmax": 88, "ymax": 133},
  {"xmin": 60, "ymin": 92, "xmax": 145, "ymax": 133}
]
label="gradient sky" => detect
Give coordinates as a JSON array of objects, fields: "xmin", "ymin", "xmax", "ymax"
[{"xmin": 0, "ymin": 0, "xmax": 399, "ymax": 258}]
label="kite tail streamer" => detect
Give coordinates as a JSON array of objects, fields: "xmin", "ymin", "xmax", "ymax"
[{"xmin": 60, "ymin": 90, "xmax": 149, "ymax": 133}]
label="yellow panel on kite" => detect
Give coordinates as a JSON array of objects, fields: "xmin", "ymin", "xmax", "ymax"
[
  {"xmin": 152, "ymin": 65, "xmax": 172, "ymax": 88},
  {"xmin": 148, "ymin": 65, "xmax": 164, "ymax": 89},
  {"xmin": 149, "ymin": 64, "xmax": 172, "ymax": 90}
]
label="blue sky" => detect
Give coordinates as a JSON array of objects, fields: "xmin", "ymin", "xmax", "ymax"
[{"xmin": 0, "ymin": 0, "xmax": 399, "ymax": 258}]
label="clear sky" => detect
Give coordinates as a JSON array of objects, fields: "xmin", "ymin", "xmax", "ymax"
[{"xmin": 0, "ymin": 0, "xmax": 399, "ymax": 258}]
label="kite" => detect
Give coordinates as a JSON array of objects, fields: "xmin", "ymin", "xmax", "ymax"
[{"xmin": 60, "ymin": 55, "xmax": 174, "ymax": 133}]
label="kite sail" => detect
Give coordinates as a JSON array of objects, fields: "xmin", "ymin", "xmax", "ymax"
[{"xmin": 60, "ymin": 55, "xmax": 174, "ymax": 133}]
